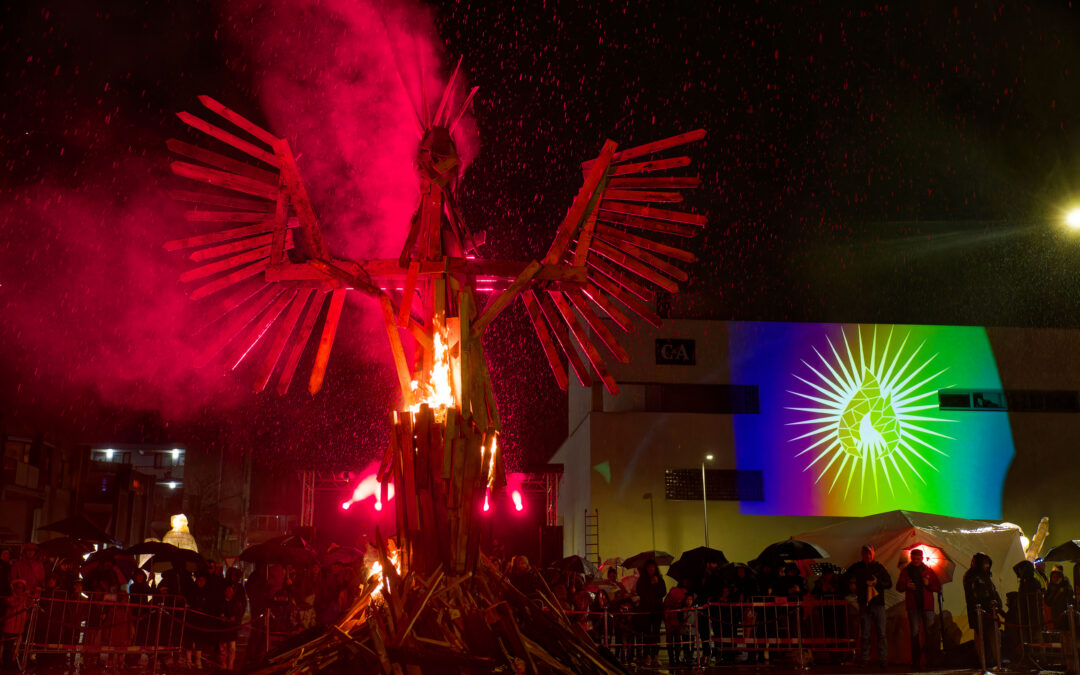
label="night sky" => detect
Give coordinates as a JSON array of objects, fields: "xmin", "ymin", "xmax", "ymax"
[{"xmin": 3, "ymin": 1, "xmax": 1080, "ymax": 483}]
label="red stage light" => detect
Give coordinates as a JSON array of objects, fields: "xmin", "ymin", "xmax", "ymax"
[
  {"xmin": 512, "ymin": 490, "xmax": 523, "ymax": 512},
  {"xmin": 341, "ymin": 501, "xmax": 351, "ymax": 510},
  {"xmin": 483, "ymin": 491, "xmax": 490, "ymax": 512}
]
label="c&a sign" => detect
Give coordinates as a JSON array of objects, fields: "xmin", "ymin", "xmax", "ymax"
[{"xmin": 655, "ymin": 338, "xmax": 695, "ymax": 365}]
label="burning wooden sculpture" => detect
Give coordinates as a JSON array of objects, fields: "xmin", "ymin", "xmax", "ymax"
[{"xmin": 166, "ymin": 59, "xmax": 704, "ymax": 672}]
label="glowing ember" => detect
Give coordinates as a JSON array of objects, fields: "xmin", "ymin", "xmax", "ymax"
[{"xmin": 409, "ymin": 321, "xmax": 456, "ymax": 420}]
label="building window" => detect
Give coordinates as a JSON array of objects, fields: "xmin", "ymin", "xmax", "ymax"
[
  {"xmin": 664, "ymin": 469, "xmax": 765, "ymax": 501},
  {"xmin": 939, "ymin": 389, "xmax": 1079, "ymax": 412},
  {"xmin": 633, "ymin": 384, "xmax": 760, "ymax": 414}
]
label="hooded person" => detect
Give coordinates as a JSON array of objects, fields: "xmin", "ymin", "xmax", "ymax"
[
  {"xmin": 963, "ymin": 552, "xmax": 1001, "ymax": 666},
  {"xmin": 11, "ymin": 543, "xmax": 45, "ymax": 593},
  {"xmin": 842, "ymin": 544, "xmax": 892, "ymax": 667},
  {"xmin": 1013, "ymin": 560, "xmax": 1044, "ymax": 643},
  {"xmin": 634, "ymin": 559, "xmax": 666, "ymax": 667}
]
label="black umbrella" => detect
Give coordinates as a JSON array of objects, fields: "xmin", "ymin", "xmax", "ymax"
[
  {"xmin": 82, "ymin": 548, "xmax": 138, "ymax": 581},
  {"xmin": 141, "ymin": 548, "xmax": 206, "ymax": 573},
  {"xmin": 549, "ymin": 555, "xmax": 598, "ymax": 577},
  {"xmin": 622, "ymin": 550, "xmax": 675, "ymax": 569},
  {"xmin": 39, "ymin": 515, "xmax": 117, "ymax": 544},
  {"xmin": 322, "ymin": 545, "xmax": 365, "ymax": 565},
  {"xmin": 1043, "ymin": 540, "xmax": 1080, "ymax": 563},
  {"xmin": 678, "ymin": 546, "xmax": 729, "ymax": 568},
  {"xmin": 122, "ymin": 541, "xmax": 188, "ymax": 558},
  {"xmin": 38, "ymin": 537, "xmax": 95, "ymax": 560},
  {"xmin": 755, "ymin": 539, "xmax": 829, "ymax": 563},
  {"xmin": 241, "ymin": 535, "xmax": 318, "ymax": 567}
]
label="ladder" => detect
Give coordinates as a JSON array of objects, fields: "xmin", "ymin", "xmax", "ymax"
[{"xmin": 584, "ymin": 509, "xmax": 600, "ymax": 568}]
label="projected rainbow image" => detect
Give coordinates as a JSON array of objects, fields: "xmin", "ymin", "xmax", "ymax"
[{"xmin": 730, "ymin": 322, "xmax": 1015, "ymax": 518}]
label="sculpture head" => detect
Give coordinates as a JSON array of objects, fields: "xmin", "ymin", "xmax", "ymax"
[{"xmin": 169, "ymin": 513, "xmax": 190, "ymax": 533}]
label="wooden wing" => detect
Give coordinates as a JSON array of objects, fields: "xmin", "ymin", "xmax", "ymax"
[
  {"xmin": 520, "ymin": 130, "xmax": 707, "ymax": 395},
  {"xmin": 164, "ymin": 96, "xmax": 371, "ymax": 395}
]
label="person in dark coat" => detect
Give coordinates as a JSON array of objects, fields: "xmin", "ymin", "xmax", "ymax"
[
  {"xmin": 1044, "ymin": 567, "xmax": 1073, "ymax": 631},
  {"xmin": 0, "ymin": 549, "xmax": 11, "ymax": 597},
  {"xmin": 1013, "ymin": 560, "xmax": 1044, "ymax": 645},
  {"xmin": 896, "ymin": 548, "xmax": 942, "ymax": 669},
  {"xmin": 692, "ymin": 561, "xmax": 723, "ymax": 666},
  {"xmin": 843, "ymin": 544, "xmax": 892, "ymax": 666},
  {"xmin": 634, "ymin": 559, "xmax": 666, "ymax": 667},
  {"xmin": 963, "ymin": 552, "xmax": 1001, "ymax": 666}
]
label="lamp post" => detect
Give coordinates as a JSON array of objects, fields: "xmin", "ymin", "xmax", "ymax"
[
  {"xmin": 701, "ymin": 454, "xmax": 713, "ymax": 547},
  {"xmin": 643, "ymin": 493, "xmax": 656, "ymax": 551}
]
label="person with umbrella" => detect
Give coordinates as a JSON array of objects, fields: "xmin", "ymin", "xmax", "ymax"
[
  {"xmin": 963, "ymin": 552, "xmax": 1001, "ymax": 668},
  {"xmin": 896, "ymin": 548, "xmax": 942, "ymax": 669},
  {"xmin": 843, "ymin": 544, "xmax": 892, "ymax": 667},
  {"xmin": 635, "ymin": 559, "xmax": 666, "ymax": 667},
  {"xmin": 11, "ymin": 542, "xmax": 44, "ymax": 594}
]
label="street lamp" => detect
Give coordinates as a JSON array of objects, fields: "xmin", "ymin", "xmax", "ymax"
[
  {"xmin": 701, "ymin": 454, "xmax": 713, "ymax": 547},
  {"xmin": 1067, "ymin": 208, "xmax": 1080, "ymax": 230}
]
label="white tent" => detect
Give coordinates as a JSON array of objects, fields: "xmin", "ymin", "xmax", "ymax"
[{"xmin": 795, "ymin": 510, "xmax": 1025, "ymax": 655}]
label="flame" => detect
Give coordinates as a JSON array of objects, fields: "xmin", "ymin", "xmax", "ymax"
[
  {"xmin": 367, "ymin": 545, "xmax": 402, "ymax": 598},
  {"xmin": 409, "ymin": 321, "xmax": 456, "ymax": 421},
  {"xmin": 486, "ymin": 435, "xmax": 498, "ymax": 488}
]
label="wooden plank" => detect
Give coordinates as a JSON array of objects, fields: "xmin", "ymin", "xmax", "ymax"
[
  {"xmin": 195, "ymin": 287, "xmax": 284, "ymax": 367},
  {"xmin": 270, "ymin": 173, "xmax": 290, "ymax": 266},
  {"xmin": 254, "ymin": 289, "xmax": 313, "ymax": 392},
  {"xmin": 571, "ymin": 170, "xmax": 608, "ymax": 268},
  {"xmin": 397, "ymin": 261, "xmax": 420, "ymax": 327},
  {"xmin": 183, "ymin": 210, "xmax": 271, "ymax": 223},
  {"xmin": 275, "ymin": 290, "xmax": 327, "ymax": 394},
  {"xmin": 548, "ymin": 291, "xmax": 619, "ymax": 395},
  {"xmin": 597, "ymin": 210, "xmax": 700, "ymax": 238},
  {"xmin": 167, "ymin": 188, "xmax": 273, "ymax": 213},
  {"xmin": 197, "ymin": 95, "xmax": 280, "ymax": 147},
  {"xmin": 470, "ymin": 260, "xmax": 542, "ymax": 337},
  {"xmin": 543, "ymin": 141, "xmax": 617, "ymax": 265},
  {"xmin": 405, "ymin": 318, "xmax": 433, "ymax": 352},
  {"xmin": 588, "ymin": 267, "xmax": 662, "ymax": 328},
  {"xmin": 565, "ymin": 290, "xmax": 629, "ymax": 363},
  {"xmin": 170, "ymin": 161, "xmax": 280, "ymax": 200},
  {"xmin": 477, "ymin": 343, "xmax": 500, "ymax": 431},
  {"xmin": 598, "ymin": 200, "xmax": 707, "ymax": 226},
  {"xmin": 594, "ymin": 223, "xmax": 698, "ymax": 263},
  {"xmin": 448, "ymin": 86, "xmax": 478, "ymax": 134},
  {"xmin": 397, "ymin": 208, "xmax": 423, "ymax": 268},
  {"xmin": 580, "ymin": 281, "xmax": 633, "ymax": 332},
  {"xmin": 520, "ymin": 292, "xmax": 569, "ymax": 391},
  {"xmin": 442, "ymin": 409, "xmax": 458, "ymax": 481},
  {"xmin": 399, "ymin": 413, "xmax": 420, "ymax": 533},
  {"xmin": 166, "ymin": 138, "xmax": 279, "ymax": 185},
  {"xmin": 190, "ymin": 232, "xmax": 290, "ymax": 262},
  {"xmin": 164, "ymin": 221, "xmax": 275, "ymax": 251},
  {"xmin": 586, "ymin": 255, "xmax": 654, "ymax": 302},
  {"xmin": 308, "ymin": 288, "xmax": 346, "ymax": 394},
  {"xmin": 583, "ymin": 129, "xmax": 706, "ymax": 169},
  {"xmin": 591, "ymin": 234, "xmax": 682, "ymax": 285},
  {"xmin": 189, "ymin": 259, "xmax": 268, "ymax": 300},
  {"xmin": 181, "ymin": 245, "xmax": 271, "ymax": 282},
  {"xmin": 272, "ymin": 139, "xmax": 330, "ymax": 260},
  {"xmin": 606, "ymin": 155, "xmax": 692, "ymax": 177},
  {"xmin": 196, "ymin": 279, "xmax": 270, "ymax": 334},
  {"xmin": 227, "ymin": 287, "xmax": 297, "ymax": 370},
  {"xmin": 379, "ymin": 294, "xmax": 414, "ymax": 407},
  {"xmin": 433, "ymin": 56, "xmax": 463, "ymax": 126},
  {"xmin": 533, "ymin": 292, "xmax": 593, "ymax": 388},
  {"xmin": 601, "ymin": 189, "xmax": 683, "ymax": 203},
  {"xmin": 606, "ymin": 175, "xmax": 700, "ymax": 189},
  {"xmin": 307, "ymin": 258, "xmax": 382, "ymax": 297},
  {"xmin": 176, "ymin": 111, "xmax": 279, "ymax": 166}
]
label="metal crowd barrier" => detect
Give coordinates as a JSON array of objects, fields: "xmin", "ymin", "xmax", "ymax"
[
  {"xmin": 998, "ymin": 590, "xmax": 1080, "ymax": 673},
  {"xmin": 566, "ymin": 598, "xmax": 854, "ymax": 666},
  {"xmin": 14, "ymin": 591, "xmax": 188, "ymax": 672}
]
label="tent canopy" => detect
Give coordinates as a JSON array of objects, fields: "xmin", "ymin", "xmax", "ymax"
[{"xmin": 795, "ymin": 510, "xmax": 1025, "ymax": 619}]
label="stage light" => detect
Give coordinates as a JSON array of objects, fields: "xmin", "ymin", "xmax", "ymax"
[
  {"xmin": 167, "ymin": 481, "xmax": 177, "ymax": 490},
  {"xmin": 483, "ymin": 493, "xmax": 490, "ymax": 512},
  {"xmin": 1067, "ymin": 208, "xmax": 1080, "ymax": 230},
  {"xmin": 374, "ymin": 500, "xmax": 382, "ymax": 511},
  {"xmin": 512, "ymin": 490, "xmax": 523, "ymax": 511},
  {"xmin": 342, "ymin": 501, "xmax": 351, "ymax": 510},
  {"xmin": 104, "ymin": 449, "xmax": 114, "ymax": 460}
]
